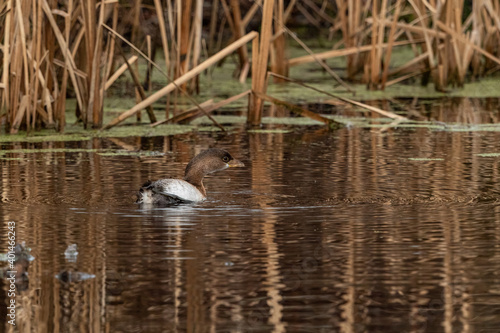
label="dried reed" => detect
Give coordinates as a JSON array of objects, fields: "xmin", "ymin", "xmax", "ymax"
[{"xmin": 2, "ymin": 0, "xmax": 500, "ymax": 135}]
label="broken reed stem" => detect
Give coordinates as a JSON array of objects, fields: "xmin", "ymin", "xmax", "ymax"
[
  {"xmin": 268, "ymin": 72, "xmax": 407, "ymax": 121},
  {"xmin": 152, "ymin": 90, "xmax": 251, "ymax": 126},
  {"xmin": 103, "ymin": 31, "xmax": 259, "ymax": 130},
  {"xmin": 288, "ymin": 39, "xmax": 419, "ymax": 63},
  {"xmin": 151, "ymin": 100, "xmax": 214, "ymax": 127},
  {"xmin": 254, "ymin": 91, "xmax": 341, "ymax": 129}
]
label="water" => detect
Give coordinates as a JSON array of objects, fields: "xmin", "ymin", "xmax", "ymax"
[{"xmin": 2, "ymin": 102, "xmax": 500, "ymax": 332}]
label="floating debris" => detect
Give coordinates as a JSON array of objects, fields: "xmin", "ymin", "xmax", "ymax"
[
  {"xmin": 64, "ymin": 244, "xmax": 79, "ymax": 263},
  {"xmin": 0, "ymin": 242, "xmax": 35, "ymax": 263},
  {"xmin": 0, "ymin": 242, "xmax": 34, "ymax": 291},
  {"xmin": 55, "ymin": 271, "xmax": 96, "ymax": 283}
]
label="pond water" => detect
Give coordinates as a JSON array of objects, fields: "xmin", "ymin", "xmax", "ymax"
[{"xmin": 2, "ymin": 99, "xmax": 500, "ymax": 332}]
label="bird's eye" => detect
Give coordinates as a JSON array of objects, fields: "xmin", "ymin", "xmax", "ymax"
[{"xmin": 222, "ymin": 156, "xmax": 230, "ymax": 163}]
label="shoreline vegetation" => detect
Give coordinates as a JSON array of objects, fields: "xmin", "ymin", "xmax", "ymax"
[{"xmin": 1, "ymin": 0, "xmax": 500, "ymax": 135}]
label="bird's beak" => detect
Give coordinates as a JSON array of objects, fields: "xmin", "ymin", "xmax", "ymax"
[{"xmin": 228, "ymin": 159, "xmax": 245, "ymax": 167}]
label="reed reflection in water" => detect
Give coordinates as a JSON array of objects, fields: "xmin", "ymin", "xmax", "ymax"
[{"xmin": 2, "ymin": 99, "xmax": 500, "ymax": 332}]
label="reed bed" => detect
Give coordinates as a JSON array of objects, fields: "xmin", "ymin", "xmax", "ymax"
[{"xmin": 1, "ymin": 1, "xmax": 500, "ymax": 134}]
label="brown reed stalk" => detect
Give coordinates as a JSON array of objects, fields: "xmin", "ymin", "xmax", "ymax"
[
  {"xmin": 88, "ymin": 0, "xmax": 106, "ymax": 128},
  {"xmin": 271, "ymin": 0, "xmax": 288, "ymax": 82},
  {"xmin": 103, "ymin": 2, "xmax": 118, "ymax": 84},
  {"xmin": 251, "ymin": 34, "xmax": 260, "ymax": 111},
  {"xmin": 381, "ymin": 0, "xmax": 403, "ymax": 89},
  {"xmin": 8, "ymin": 1, "xmax": 24, "ymax": 132},
  {"xmin": 407, "ymin": 0, "xmax": 437, "ymax": 85},
  {"xmin": 42, "ymin": 0, "xmax": 85, "ymax": 121},
  {"xmin": 1, "ymin": 0, "xmax": 12, "ymax": 113},
  {"xmin": 15, "ymin": 0, "xmax": 31, "ymax": 130},
  {"xmin": 32, "ymin": 0, "xmax": 44, "ymax": 130},
  {"xmin": 56, "ymin": 0, "xmax": 74, "ymax": 132},
  {"xmin": 179, "ymin": 0, "xmax": 193, "ymax": 77},
  {"xmin": 208, "ymin": 0, "xmax": 219, "ymax": 54},
  {"xmin": 153, "ymin": 0, "xmax": 170, "ymax": 71},
  {"xmin": 190, "ymin": 0, "xmax": 204, "ymax": 91},
  {"xmin": 336, "ymin": 0, "xmax": 368, "ymax": 79},
  {"xmin": 248, "ymin": 0, "xmax": 274, "ymax": 126},
  {"xmin": 367, "ymin": 0, "xmax": 380, "ymax": 88},
  {"xmin": 230, "ymin": 0, "xmax": 249, "ymax": 80},
  {"xmin": 131, "ymin": 0, "xmax": 142, "ymax": 45},
  {"xmin": 81, "ymin": 0, "xmax": 95, "ymax": 125}
]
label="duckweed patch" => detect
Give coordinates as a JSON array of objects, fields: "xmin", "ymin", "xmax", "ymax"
[
  {"xmin": 97, "ymin": 150, "xmax": 166, "ymax": 157},
  {"xmin": 0, "ymin": 123, "xmax": 195, "ymax": 143},
  {"xmin": 408, "ymin": 158, "xmax": 445, "ymax": 161},
  {"xmin": 247, "ymin": 129, "xmax": 293, "ymax": 133},
  {"xmin": 195, "ymin": 126, "xmax": 232, "ymax": 132},
  {"xmin": 0, "ymin": 133, "xmax": 93, "ymax": 143},
  {"xmin": 191, "ymin": 116, "xmax": 246, "ymax": 125},
  {"xmin": 0, "ymin": 147, "xmax": 171, "ymax": 158},
  {"xmin": 0, "ymin": 157, "xmax": 25, "ymax": 161},
  {"xmin": 0, "ymin": 148, "xmax": 103, "ymax": 155},
  {"xmin": 191, "ymin": 114, "xmax": 500, "ymax": 132},
  {"xmin": 476, "ymin": 153, "xmax": 500, "ymax": 157}
]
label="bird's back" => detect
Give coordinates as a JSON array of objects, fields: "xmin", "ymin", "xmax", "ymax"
[{"xmin": 137, "ymin": 178, "xmax": 206, "ymax": 205}]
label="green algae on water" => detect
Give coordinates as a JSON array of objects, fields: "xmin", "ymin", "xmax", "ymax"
[
  {"xmin": 0, "ymin": 123, "xmax": 195, "ymax": 143},
  {"xmin": 476, "ymin": 153, "xmax": 500, "ymax": 157},
  {"xmin": 408, "ymin": 158, "xmax": 445, "ymax": 161},
  {"xmin": 97, "ymin": 150, "xmax": 166, "ymax": 157},
  {"xmin": 0, "ymin": 148, "xmax": 103, "ymax": 155},
  {"xmin": 247, "ymin": 129, "xmax": 293, "ymax": 133}
]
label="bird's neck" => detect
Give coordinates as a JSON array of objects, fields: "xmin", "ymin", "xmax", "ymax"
[{"xmin": 184, "ymin": 172, "xmax": 206, "ymax": 196}]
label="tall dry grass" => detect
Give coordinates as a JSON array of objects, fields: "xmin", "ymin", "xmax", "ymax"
[{"xmin": 1, "ymin": 1, "xmax": 500, "ymax": 134}]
